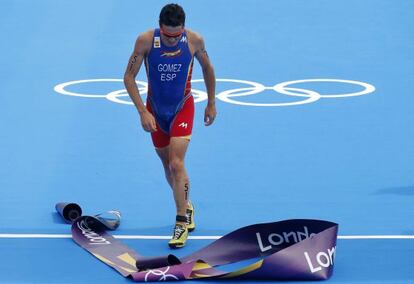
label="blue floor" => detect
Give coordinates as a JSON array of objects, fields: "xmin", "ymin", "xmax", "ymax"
[{"xmin": 1, "ymin": 0, "xmax": 414, "ymax": 283}]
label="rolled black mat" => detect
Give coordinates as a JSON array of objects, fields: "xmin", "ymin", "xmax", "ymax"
[{"xmin": 55, "ymin": 202, "xmax": 82, "ymax": 223}]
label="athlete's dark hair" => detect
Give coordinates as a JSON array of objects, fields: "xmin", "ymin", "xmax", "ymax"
[{"xmin": 159, "ymin": 4, "xmax": 186, "ymax": 27}]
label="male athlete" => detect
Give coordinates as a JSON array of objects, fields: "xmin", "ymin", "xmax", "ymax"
[{"xmin": 124, "ymin": 4, "xmax": 216, "ymax": 248}]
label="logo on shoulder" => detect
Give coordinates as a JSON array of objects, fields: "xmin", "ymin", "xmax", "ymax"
[
  {"xmin": 154, "ymin": 37, "xmax": 161, "ymax": 48},
  {"xmin": 180, "ymin": 36, "xmax": 187, "ymax": 43}
]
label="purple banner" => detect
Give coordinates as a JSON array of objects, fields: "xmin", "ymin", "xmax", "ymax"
[{"xmin": 70, "ymin": 215, "xmax": 338, "ymax": 281}]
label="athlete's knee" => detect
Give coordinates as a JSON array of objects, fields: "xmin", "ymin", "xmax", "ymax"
[{"xmin": 169, "ymin": 157, "xmax": 185, "ymax": 175}]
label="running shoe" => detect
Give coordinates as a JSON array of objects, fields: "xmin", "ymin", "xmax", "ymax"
[{"xmin": 168, "ymin": 222, "xmax": 188, "ymax": 248}]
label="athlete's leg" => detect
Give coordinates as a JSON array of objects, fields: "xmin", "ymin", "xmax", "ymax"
[
  {"xmin": 167, "ymin": 137, "xmax": 192, "ymax": 248},
  {"xmin": 158, "ymin": 141, "xmax": 195, "ymax": 233},
  {"xmin": 169, "ymin": 137, "xmax": 190, "ymax": 217}
]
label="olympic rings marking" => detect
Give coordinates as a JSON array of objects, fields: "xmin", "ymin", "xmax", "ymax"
[
  {"xmin": 53, "ymin": 78, "xmax": 375, "ymax": 107},
  {"xmin": 144, "ymin": 266, "xmax": 179, "ymax": 282},
  {"xmin": 216, "ymin": 79, "xmax": 321, "ymax": 107},
  {"xmin": 53, "ymin": 79, "xmax": 146, "ymax": 98},
  {"xmin": 273, "ymin": 79, "xmax": 376, "ymax": 98}
]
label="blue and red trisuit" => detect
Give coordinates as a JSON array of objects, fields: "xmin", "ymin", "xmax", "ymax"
[{"xmin": 145, "ymin": 29, "xmax": 195, "ymax": 148}]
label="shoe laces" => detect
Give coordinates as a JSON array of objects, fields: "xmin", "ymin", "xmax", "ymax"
[
  {"xmin": 186, "ymin": 210, "xmax": 192, "ymax": 225},
  {"xmin": 173, "ymin": 224, "xmax": 185, "ymax": 239}
]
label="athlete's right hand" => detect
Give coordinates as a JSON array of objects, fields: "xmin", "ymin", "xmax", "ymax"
[{"xmin": 139, "ymin": 110, "xmax": 157, "ymax": 132}]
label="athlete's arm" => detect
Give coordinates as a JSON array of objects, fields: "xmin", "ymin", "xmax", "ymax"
[
  {"xmin": 192, "ymin": 33, "xmax": 217, "ymax": 126},
  {"xmin": 123, "ymin": 32, "xmax": 157, "ymax": 132}
]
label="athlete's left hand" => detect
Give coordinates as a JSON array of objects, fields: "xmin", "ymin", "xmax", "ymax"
[{"xmin": 204, "ymin": 103, "xmax": 217, "ymax": 126}]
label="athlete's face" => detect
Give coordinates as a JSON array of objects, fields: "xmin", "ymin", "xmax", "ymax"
[{"xmin": 160, "ymin": 24, "xmax": 184, "ymax": 46}]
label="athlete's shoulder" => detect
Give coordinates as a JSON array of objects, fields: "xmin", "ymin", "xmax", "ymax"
[
  {"xmin": 134, "ymin": 29, "xmax": 155, "ymax": 53},
  {"xmin": 140, "ymin": 29, "xmax": 155, "ymax": 39},
  {"xmin": 185, "ymin": 29, "xmax": 204, "ymax": 51},
  {"xmin": 186, "ymin": 29, "xmax": 203, "ymax": 43}
]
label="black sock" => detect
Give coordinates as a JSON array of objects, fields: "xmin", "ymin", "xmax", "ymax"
[{"xmin": 176, "ymin": 215, "xmax": 187, "ymax": 223}]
